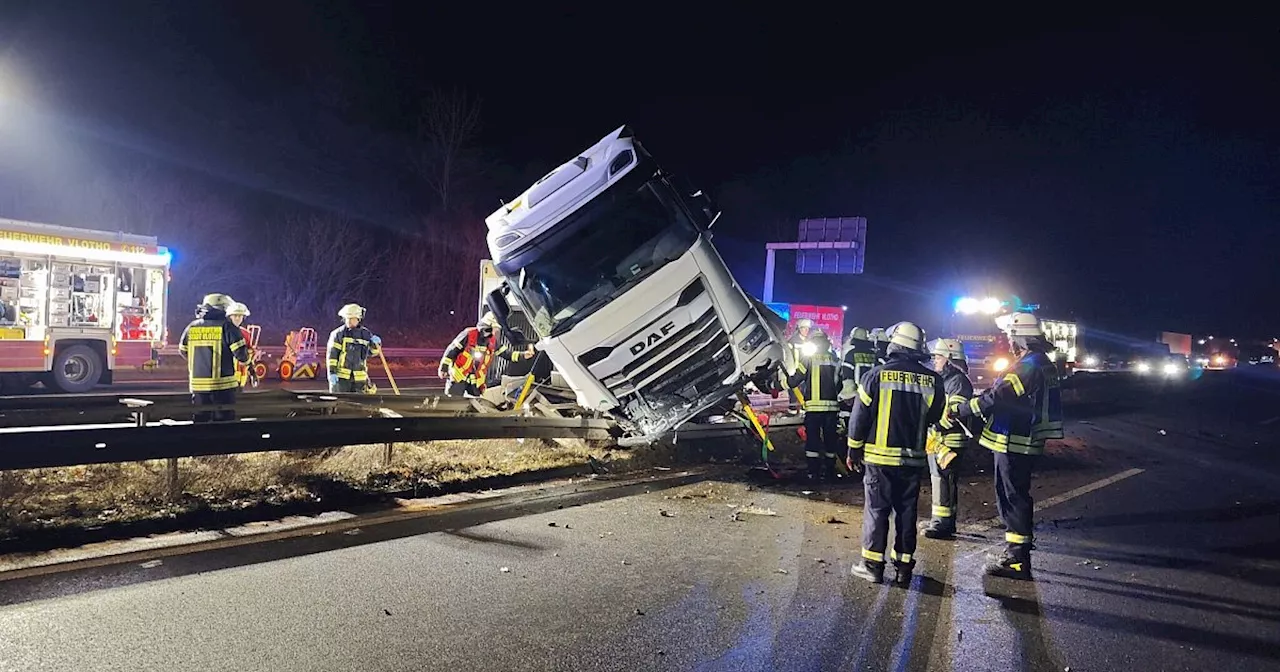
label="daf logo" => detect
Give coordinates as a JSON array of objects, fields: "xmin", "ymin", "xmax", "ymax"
[{"xmin": 629, "ymin": 322, "xmax": 676, "ymax": 356}]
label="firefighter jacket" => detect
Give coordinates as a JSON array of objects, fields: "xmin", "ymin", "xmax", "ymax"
[
  {"xmin": 839, "ymin": 338, "xmax": 878, "ymax": 404},
  {"xmin": 327, "ymin": 325, "xmax": 379, "ymax": 382},
  {"xmin": 935, "ymin": 362, "xmax": 976, "ymax": 450},
  {"xmin": 179, "ymin": 306, "xmax": 249, "ymax": 393},
  {"xmin": 788, "ymin": 347, "xmax": 840, "ymax": 412},
  {"xmin": 956, "ymin": 346, "xmax": 1064, "ymax": 455},
  {"xmin": 443, "ymin": 327, "xmax": 531, "ymax": 389},
  {"xmin": 848, "ymin": 352, "xmax": 944, "ymax": 468}
]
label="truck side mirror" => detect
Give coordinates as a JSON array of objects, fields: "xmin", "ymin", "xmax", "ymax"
[{"xmin": 485, "ymin": 287, "xmax": 511, "ymax": 329}]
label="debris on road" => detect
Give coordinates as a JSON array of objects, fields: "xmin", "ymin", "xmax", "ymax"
[
  {"xmin": 500, "ymin": 566, "xmax": 511, "ymax": 573},
  {"xmin": 659, "ymin": 509, "xmax": 676, "ymax": 517},
  {"xmin": 139, "ymin": 559, "xmax": 162, "ymax": 569},
  {"xmin": 775, "ymin": 568, "xmax": 789, "ymax": 574},
  {"xmin": 822, "ymin": 515, "xmax": 847, "ymax": 525},
  {"xmin": 738, "ymin": 506, "xmax": 778, "ymax": 517}
]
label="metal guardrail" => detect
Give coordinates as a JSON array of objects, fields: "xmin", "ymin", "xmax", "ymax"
[
  {"xmin": 0, "ymin": 415, "xmax": 620, "ymax": 471},
  {"xmin": 156, "ymin": 346, "xmax": 444, "ymax": 358}
]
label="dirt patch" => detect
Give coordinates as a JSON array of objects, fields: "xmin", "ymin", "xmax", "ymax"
[{"xmin": 0, "ymin": 437, "xmax": 630, "ymax": 553}]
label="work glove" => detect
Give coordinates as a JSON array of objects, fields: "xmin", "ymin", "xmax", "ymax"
[
  {"xmin": 846, "ymin": 451, "xmax": 864, "ymax": 475},
  {"xmin": 437, "ymin": 365, "xmax": 449, "ymax": 380},
  {"xmin": 327, "ymin": 373, "xmax": 339, "ymax": 388},
  {"xmin": 370, "ymin": 335, "xmax": 382, "ymax": 346}
]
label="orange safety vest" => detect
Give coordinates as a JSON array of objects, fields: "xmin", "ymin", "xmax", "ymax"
[{"xmin": 451, "ymin": 328, "xmax": 498, "ymax": 386}]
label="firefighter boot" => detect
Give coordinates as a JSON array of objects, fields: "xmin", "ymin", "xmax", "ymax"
[
  {"xmin": 821, "ymin": 456, "xmax": 838, "ymax": 482},
  {"xmin": 985, "ymin": 551, "xmax": 1033, "ymax": 580},
  {"xmin": 922, "ymin": 518, "xmax": 956, "ymax": 540},
  {"xmin": 805, "ymin": 457, "xmax": 824, "ymax": 482},
  {"xmin": 892, "ymin": 561, "xmax": 915, "ymax": 588},
  {"xmin": 850, "ymin": 560, "xmax": 885, "ymax": 584}
]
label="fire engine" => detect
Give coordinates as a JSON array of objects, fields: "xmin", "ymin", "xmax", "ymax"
[
  {"xmin": 0, "ymin": 218, "xmax": 170, "ymax": 393},
  {"xmin": 947, "ymin": 295, "xmax": 1078, "ymax": 385}
]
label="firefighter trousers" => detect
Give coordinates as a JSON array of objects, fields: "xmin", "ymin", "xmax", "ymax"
[
  {"xmin": 994, "ymin": 451, "xmax": 1037, "ymax": 558},
  {"xmin": 331, "ymin": 378, "xmax": 367, "ymax": 394},
  {"xmin": 803, "ymin": 411, "xmax": 840, "ymax": 477},
  {"xmin": 928, "ymin": 450, "xmax": 960, "ymax": 523},
  {"xmin": 192, "ymin": 388, "xmax": 236, "ymax": 423},
  {"xmin": 861, "ymin": 465, "xmax": 922, "ymax": 567}
]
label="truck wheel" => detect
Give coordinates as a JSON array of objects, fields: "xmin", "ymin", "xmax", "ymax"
[{"xmin": 51, "ymin": 344, "xmax": 103, "ymax": 393}]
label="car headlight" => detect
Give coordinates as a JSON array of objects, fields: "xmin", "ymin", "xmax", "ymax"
[
  {"xmin": 800, "ymin": 341, "xmax": 817, "ymax": 357},
  {"xmin": 1084, "ymin": 356, "xmax": 1099, "ymax": 367},
  {"xmin": 993, "ymin": 357, "xmax": 1010, "ymax": 372},
  {"xmin": 1163, "ymin": 362, "xmax": 1180, "ymax": 376},
  {"xmin": 1136, "ymin": 361, "xmax": 1151, "ymax": 373}
]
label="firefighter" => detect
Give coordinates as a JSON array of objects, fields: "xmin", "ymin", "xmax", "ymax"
[
  {"xmin": 226, "ymin": 302, "xmax": 256, "ymax": 387},
  {"xmin": 921, "ymin": 338, "xmax": 975, "ymax": 540},
  {"xmin": 949, "ymin": 312, "xmax": 1064, "ymax": 580},
  {"xmin": 838, "ymin": 326, "xmax": 878, "ymax": 441},
  {"xmin": 788, "ymin": 329, "xmax": 841, "ymax": 481},
  {"xmin": 178, "ymin": 293, "xmax": 249, "ymax": 422},
  {"xmin": 327, "ymin": 303, "xmax": 382, "ymax": 393},
  {"xmin": 847, "ymin": 321, "xmax": 943, "ymax": 586},
  {"xmin": 869, "ymin": 327, "xmax": 889, "ymax": 364},
  {"xmin": 783, "ymin": 318, "xmax": 815, "ymax": 412},
  {"xmin": 437, "ymin": 312, "xmax": 534, "ymax": 398}
]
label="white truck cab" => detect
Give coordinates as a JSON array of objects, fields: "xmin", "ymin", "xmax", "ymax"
[{"xmin": 482, "ymin": 126, "xmax": 791, "ymax": 444}]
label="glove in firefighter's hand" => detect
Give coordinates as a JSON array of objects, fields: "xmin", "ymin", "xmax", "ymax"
[
  {"xmin": 437, "ymin": 365, "xmax": 448, "ymax": 380},
  {"xmin": 327, "ymin": 373, "xmax": 339, "ymax": 388},
  {"xmin": 846, "ymin": 451, "xmax": 864, "ymax": 475}
]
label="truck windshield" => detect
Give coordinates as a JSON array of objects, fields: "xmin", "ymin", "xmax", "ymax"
[{"xmin": 496, "ymin": 175, "xmax": 699, "ymax": 337}]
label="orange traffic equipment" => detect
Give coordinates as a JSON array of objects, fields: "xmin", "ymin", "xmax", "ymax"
[{"xmin": 278, "ymin": 327, "xmax": 318, "ymax": 380}]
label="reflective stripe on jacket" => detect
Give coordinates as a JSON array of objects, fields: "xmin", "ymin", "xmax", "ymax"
[
  {"xmin": 179, "ymin": 313, "xmax": 248, "ymax": 393},
  {"xmin": 847, "ymin": 354, "xmax": 944, "ymax": 468},
  {"xmin": 327, "ymin": 325, "xmax": 378, "ymax": 381},
  {"xmin": 959, "ymin": 348, "xmax": 1064, "ymax": 455}
]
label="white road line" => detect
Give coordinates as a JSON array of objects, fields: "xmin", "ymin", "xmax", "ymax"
[
  {"xmin": 1259, "ymin": 416, "xmax": 1280, "ymax": 426},
  {"xmin": 1032, "ymin": 467, "xmax": 1145, "ymax": 513},
  {"xmin": 958, "ymin": 467, "xmax": 1146, "ymax": 535}
]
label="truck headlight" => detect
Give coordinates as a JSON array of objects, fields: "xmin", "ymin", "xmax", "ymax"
[
  {"xmin": 738, "ymin": 325, "xmax": 768, "ymax": 354},
  {"xmin": 1084, "ymin": 356, "xmax": 1098, "ymax": 367},
  {"xmin": 993, "ymin": 357, "xmax": 1010, "ymax": 372},
  {"xmin": 1163, "ymin": 362, "xmax": 1180, "ymax": 376},
  {"xmin": 1136, "ymin": 361, "xmax": 1151, "ymax": 373}
]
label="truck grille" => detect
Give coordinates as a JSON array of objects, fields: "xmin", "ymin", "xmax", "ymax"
[{"xmin": 592, "ymin": 302, "xmax": 736, "ymax": 402}]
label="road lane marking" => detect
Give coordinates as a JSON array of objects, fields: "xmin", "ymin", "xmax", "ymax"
[
  {"xmin": 1260, "ymin": 416, "xmax": 1280, "ymax": 426},
  {"xmin": 958, "ymin": 468, "xmax": 1146, "ymax": 536},
  {"xmin": 1032, "ymin": 468, "xmax": 1146, "ymax": 513}
]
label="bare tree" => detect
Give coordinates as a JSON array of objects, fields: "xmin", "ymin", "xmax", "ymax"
[
  {"xmin": 257, "ymin": 213, "xmax": 386, "ymax": 328},
  {"xmin": 412, "ymin": 89, "xmax": 482, "ymax": 214}
]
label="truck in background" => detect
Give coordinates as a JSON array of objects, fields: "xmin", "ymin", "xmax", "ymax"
[
  {"xmin": 0, "ymin": 218, "xmax": 170, "ymax": 393},
  {"xmin": 481, "ymin": 126, "xmax": 792, "ymax": 444}
]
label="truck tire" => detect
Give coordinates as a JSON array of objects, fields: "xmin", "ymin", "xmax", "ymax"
[{"xmin": 50, "ymin": 344, "xmax": 103, "ymax": 393}]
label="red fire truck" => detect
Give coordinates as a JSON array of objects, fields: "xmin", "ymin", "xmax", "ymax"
[{"xmin": 0, "ymin": 218, "xmax": 170, "ymax": 393}]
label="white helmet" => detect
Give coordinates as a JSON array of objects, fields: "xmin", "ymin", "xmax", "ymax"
[
  {"xmin": 201, "ymin": 293, "xmax": 235, "ymax": 310},
  {"xmin": 478, "ymin": 311, "xmax": 499, "ymax": 329},
  {"xmin": 338, "ymin": 303, "xmax": 365, "ymax": 319},
  {"xmin": 226, "ymin": 302, "xmax": 251, "ymax": 317},
  {"xmin": 928, "ymin": 338, "xmax": 966, "ymax": 362},
  {"xmin": 848, "ymin": 326, "xmax": 869, "ymax": 341},
  {"xmin": 886, "ymin": 321, "xmax": 925, "ymax": 351},
  {"xmin": 796, "ymin": 318, "xmax": 814, "ymax": 330},
  {"xmin": 869, "ymin": 327, "xmax": 887, "ymax": 343},
  {"xmin": 995, "ymin": 312, "xmax": 1040, "ymax": 337}
]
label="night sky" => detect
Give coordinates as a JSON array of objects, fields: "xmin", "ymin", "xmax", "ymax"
[{"xmin": 2, "ymin": 2, "xmax": 1277, "ymax": 339}]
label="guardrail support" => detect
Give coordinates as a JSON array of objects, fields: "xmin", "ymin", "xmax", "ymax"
[
  {"xmin": 165, "ymin": 458, "xmax": 180, "ymax": 502},
  {"xmin": 382, "ymin": 442, "xmax": 394, "ymax": 467}
]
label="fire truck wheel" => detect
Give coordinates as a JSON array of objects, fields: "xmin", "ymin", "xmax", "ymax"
[{"xmin": 50, "ymin": 344, "xmax": 103, "ymax": 394}]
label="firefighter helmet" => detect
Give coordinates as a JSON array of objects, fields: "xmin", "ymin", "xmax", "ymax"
[
  {"xmin": 338, "ymin": 303, "xmax": 365, "ymax": 319},
  {"xmin": 995, "ymin": 312, "xmax": 1040, "ymax": 337},
  {"xmin": 201, "ymin": 293, "xmax": 234, "ymax": 310},
  {"xmin": 226, "ymin": 302, "xmax": 251, "ymax": 317},
  {"xmin": 887, "ymin": 321, "xmax": 925, "ymax": 351},
  {"xmin": 927, "ymin": 338, "xmax": 966, "ymax": 362},
  {"xmin": 869, "ymin": 327, "xmax": 887, "ymax": 343},
  {"xmin": 796, "ymin": 318, "xmax": 814, "ymax": 330},
  {"xmin": 478, "ymin": 312, "xmax": 499, "ymax": 329},
  {"xmin": 848, "ymin": 326, "xmax": 869, "ymax": 342}
]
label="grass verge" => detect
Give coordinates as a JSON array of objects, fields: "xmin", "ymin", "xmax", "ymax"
[{"xmin": 0, "ymin": 437, "xmax": 628, "ymax": 553}]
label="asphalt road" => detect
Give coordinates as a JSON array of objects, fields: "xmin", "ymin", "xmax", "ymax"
[{"xmin": 1, "ymin": 370, "xmax": 1278, "ymax": 671}]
